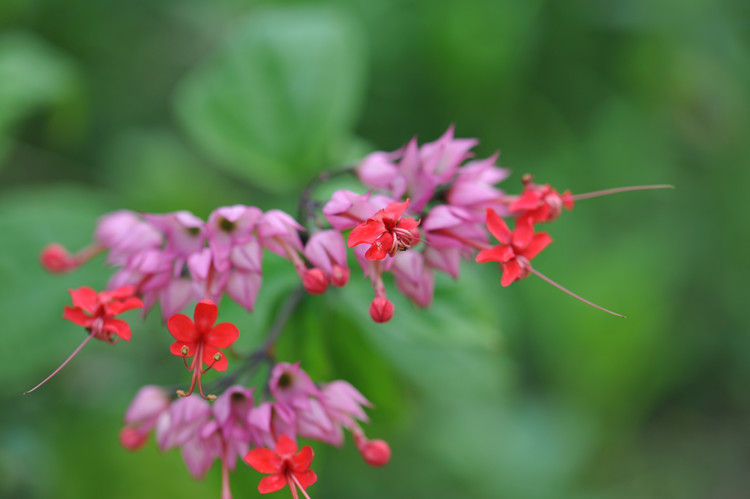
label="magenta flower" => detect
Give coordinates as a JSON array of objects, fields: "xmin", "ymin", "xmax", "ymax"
[
  {"xmin": 245, "ymin": 435, "xmax": 317, "ymax": 497},
  {"xmin": 120, "ymin": 386, "xmax": 171, "ymax": 451},
  {"xmin": 348, "ymin": 200, "xmax": 421, "ymax": 260},
  {"xmin": 476, "ymin": 208, "xmax": 552, "ymax": 286}
]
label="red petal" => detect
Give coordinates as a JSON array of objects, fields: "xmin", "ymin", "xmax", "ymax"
[
  {"xmin": 485, "ymin": 208, "xmax": 511, "ymax": 244},
  {"xmin": 102, "ymin": 318, "xmax": 132, "ymax": 341},
  {"xmin": 99, "ymin": 285, "xmax": 136, "ymax": 302},
  {"xmin": 169, "ymin": 341, "xmax": 195, "ymax": 358},
  {"xmin": 364, "ymin": 235, "xmax": 391, "ymax": 260},
  {"xmin": 476, "ymin": 245, "xmax": 514, "ymax": 264},
  {"xmin": 62, "ymin": 306, "xmax": 94, "ymax": 327},
  {"xmin": 561, "ymin": 190, "xmax": 575, "ymax": 210},
  {"xmin": 205, "ymin": 322, "xmax": 240, "ymax": 348},
  {"xmin": 396, "ymin": 217, "xmax": 420, "ymax": 231},
  {"xmin": 69, "ymin": 287, "xmax": 98, "ymax": 314},
  {"xmin": 511, "ymin": 217, "xmax": 534, "ymax": 249},
  {"xmin": 274, "ymin": 434, "xmax": 298, "ymax": 457},
  {"xmin": 105, "ymin": 296, "xmax": 144, "ymax": 316},
  {"xmin": 167, "ymin": 314, "xmax": 198, "ymax": 342},
  {"xmin": 521, "ymin": 232, "xmax": 553, "ymax": 260},
  {"xmin": 348, "ymin": 219, "xmax": 385, "ymax": 246},
  {"xmin": 501, "ymin": 259, "xmax": 522, "ymax": 286},
  {"xmin": 381, "ymin": 199, "xmax": 409, "ymax": 221},
  {"xmin": 202, "ymin": 345, "xmax": 228, "ymax": 371},
  {"xmin": 509, "ymin": 189, "xmax": 541, "ymax": 211},
  {"xmin": 292, "ymin": 445, "xmax": 314, "ymax": 472},
  {"xmin": 294, "ymin": 469, "xmax": 317, "ymax": 489},
  {"xmin": 245, "ymin": 448, "xmax": 282, "ymax": 474},
  {"xmin": 258, "ymin": 474, "xmax": 287, "ymax": 494},
  {"xmin": 194, "ymin": 300, "xmax": 218, "ymax": 333}
]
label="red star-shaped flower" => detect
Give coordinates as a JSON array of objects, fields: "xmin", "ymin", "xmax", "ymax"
[
  {"xmin": 476, "ymin": 208, "xmax": 552, "ymax": 286},
  {"xmin": 347, "ymin": 199, "xmax": 421, "ymax": 260},
  {"xmin": 168, "ymin": 299, "xmax": 239, "ymax": 399},
  {"xmin": 245, "ymin": 434, "xmax": 317, "ymax": 498},
  {"xmin": 509, "ymin": 182, "xmax": 575, "ymax": 224},
  {"xmin": 63, "ymin": 285, "xmax": 143, "ymax": 342}
]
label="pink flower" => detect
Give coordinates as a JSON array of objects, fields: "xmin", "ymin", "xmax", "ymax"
[
  {"xmin": 120, "ymin": 386, "xmax": 171, "ymax": 451},
  {"xmin": 257, "ymin": 210, "xmax": 305, "ymax": 258},
  {"xmin": 322, "ymin": 190, "xmax": 392, "ymax": 230},
  {"xmin": 391, "ymin": 251, "xmax": 435, "ymax": 308},
  {"xmin": 270, "ymin": 363, "xmax": 322, "ymax": 411},
  {"xmin": 206, "ymin": 205, "xmax": 263, "ymax": 273},
  {"xmin": 446, "ymin": 154, "xmax": 510, "ymax": 215},
  {"xmin": 475, "ymin": 209, "xmax": 552, "ymax": 286},
  {"xmin": 303, "ymin": 230, "xmax": 350, "ymax": 287},
  {"xmin": 347, "ymin": 200, "xmax": 421, "ymax": 260},
  {"xmin": 244, "ymin": 435, "xmax": 317, "ymax": 497},
  {"xmin": 94, "ymin": 210, "xmax": 162, "ymax": 265}
]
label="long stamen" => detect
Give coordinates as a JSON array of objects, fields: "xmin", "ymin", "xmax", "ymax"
[
  {"xmin": 290, "ymin": 473, "xmax": 312, "ymax": 499},
  {"xmin": 572, "ymin": 184, "xmax": 674, "ymax": 201},
  {"xmin": 286, "ymin": 472, "xmax": 300, "ymax": 499},
  {"xmin": 178, "ymin": 344, "xmax": 203, "ymax": 397},
  {"xmin": 530, "ymin": 268, "xmax": 625, "ymax": 318},
  {"xmin": 24, "ymin": 330, "xmax": 97, "ymax": 394}
]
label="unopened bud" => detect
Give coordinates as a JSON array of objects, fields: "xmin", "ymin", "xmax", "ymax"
[
  {"xmin": 119, "ymin": 426, "xmax": 149, "ymax": 451},
  {"xmin": 330, "ymin": 264, "xmax": 350, "ymax": 287},
  {"xmin": 303, "ymin": 268, "xmax": 329, "ymax": 295},
  {"xmin": 359, "ymin": 439, "xmax": 391, "ymax": 467},
  {"xmin": 369, "ymin": 297, "xmax": 394, "ymax": 323},
  {"xmin": 40, "ymin": 243, "xmax": 73, "ymax": 273}
]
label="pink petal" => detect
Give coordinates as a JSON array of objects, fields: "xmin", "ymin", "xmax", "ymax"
[
  {"xmin": 193, "ymin": 300, "xmax": 218, "ymax": 333},
  {"xmin": 258, "ymin": 474, "xmax": 287, "ymax": 494},
  {"xmin": 102, "ymin": 318, "xmax": 132, "ymax": 341},
  {"xmin": 348, "ymin": 220, "xmax": 385, "ymax": 246},
  {"xmin": 485, "ymin": 208, "xmax": 511, "ymax": 244},
  {"xmin": 501, "ymin": 259, "xmax": 522, "ymax": 287},
  {"xmin": 167, "ymin": 314, "xmax": 198, "ymax": 342},
  {"xmin": 522, "ymin": 232, "xmax": 553, "ymax": 260}
]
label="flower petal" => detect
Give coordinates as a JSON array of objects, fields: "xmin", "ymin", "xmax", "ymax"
[
  {"xmin": 105, "ymin": 296, "xmax": 144, "ymax": 316},
  {"xmin": 522, "ymin": 232, "xmax": 553, "ymax": 260},
  {"xmin": 245, "ymin": 448, "xmax": 282, "ymax": 474},
  {"xmin": 169, "ymin": 341, "xmax": 195, "ymax": 358},
  {"xmin": 292, "ymin": 445, "xmax": 314, "ymax": 472},
  {"xmin": 202, "ymin": 345, "xmax": 228, "ymax": 371},
  {"xmin": 69, "ymin": 287, "xmax": 99, "ymax": 314},
  {"xmin": 509, "ymin": 189, "xmax": 541, "ymax": 211},
  {"xmin": 476, "ymin": 245, "xmax": 514, "ymax": 264},
  {"xmin": 274, "ymin": 434, "xmax": 298, "ymax": 457},
  {"xmin": 258, "ymin": 474, "xmax": 287, "ymax": 494},
  {"xmin": 62, "ymin": 306, "xmax": 93, "ymax": 327},
  {"xmin": 193, "ymin": 300, "xmax": 218, "ymax": 333},
  {"xmin": 364, "ymin": 232, "xmax": 393, "ymax": 260},
  {"xmin": 511, "ymin": 216, "xmax": 534, "ymax": 249},
  {"xmin": 348, "ymin": 219, "xmax": 385, "ymax": 247},
  {"xmin": 102, "ymin": 318, "xmax": 132, "ymax": 341},
  {"xmin": 205, "ymin": 322, "xmax": 240, "ymax": 349},
  {"xmin": 501, "ymin": 259, "xmax": 522, "ymax": 287},
  {"xmin": 294, "ymin": 469, "xmax": 317, "ymax": 489},
  {"xmin": 381, "ymin": 199, "xmax": 409, "ymax": 221},
  {"xmin": 395, "ymin": 217, "xmax": 420, "ymax": 231},
  {"xmin": 485, "ymin": 208, "xmax": 511, "ymax": 244},
  {"xmin": 167, "ymin": 314, "xmax": 198, "ymax": 342}
]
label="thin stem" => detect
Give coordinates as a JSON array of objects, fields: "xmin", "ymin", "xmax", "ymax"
[
  {"xmin": 530, "ymin": 268, "xmax": 626, "ymax": 318},
  {"xmin": 24, "ymin": 331, "xmax": 96, "ymax": 394},
  {"xmin": 572, "ymin": 184, "xmax": 674, "ymax": 201},
  {"xmin": 220, "ymin": 450, "xmax": 232, "ymax": 499},
  {"xmin": 297, "ymin": 165, "xmax": 357, "ymax": 232}
]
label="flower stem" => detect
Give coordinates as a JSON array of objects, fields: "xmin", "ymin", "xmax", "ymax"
[
  {"xmin": 24, "ymin": 331, "xmax": 96, "ymax": 394},
  {"xmin": 572, "ymin": 184, "xmax": 674, "ymax": 201},
  {"xmin": 530, "ymin": 268, "xmax": 626, "ymax": 318}
]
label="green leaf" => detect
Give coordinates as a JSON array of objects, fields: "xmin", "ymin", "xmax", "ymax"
[{"xmin": 175, "ymin": 6, "xmax": 366, "ymax": 192}]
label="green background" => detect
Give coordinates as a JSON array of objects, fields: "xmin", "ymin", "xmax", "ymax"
[{"xmin": 1, "ymin": 0, "xmax": 748, "ymax": 498}]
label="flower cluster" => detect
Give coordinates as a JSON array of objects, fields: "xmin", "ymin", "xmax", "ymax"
[
  {"xmin": 32, "ymin": 126, "xmax": 669, "ymax": 499},
  {"xmin": 121, "ymin": 363, "xmax": 387, "ymax": 498}
]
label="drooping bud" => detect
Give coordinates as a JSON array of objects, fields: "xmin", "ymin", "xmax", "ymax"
[
  {"xmin": 330, "ymin": 264, "xmax": 350, "ymax": 287},
  {"xmin": 40, "ymin": 243, "xmax": 74, "ymax": 273},
  {"xmin": 358, "ymin": 439, "xmax": 391, "ymax": 467},
  {"xmin": 119, "ymin": 426, "xmax": 150, "ymax": 451},
  {"xmin": 302, "ymin": 268, "xmax": 329, "ymax": 295},
  {"xmin": 369, "ymin": 297, "xmax": 394, "ymax": 323}
]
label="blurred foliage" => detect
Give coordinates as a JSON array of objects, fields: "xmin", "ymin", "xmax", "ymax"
[{"xmin": 1, "ymin": 0, "xmax": 749, "ymax": 498}]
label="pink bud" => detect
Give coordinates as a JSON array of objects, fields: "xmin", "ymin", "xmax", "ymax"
[
  {"xmin": 369, "ymin": 297, "xmax": 394, "ymax": 323},
  {"xmin": 303, "ymin": 268, "xmax": 329, "ymax": 295},
  {"xmin": 40, "ymin": 243, "xmax": 73, "ymax": 273},
  {"xmin": 119, "ymin": 426, "xmax": 149, "ymax": 451},
  {"xmin": 359, "ymin": 439, "xmax": 391, "ymax": 467},
  {"xmin": 330, "ymin": 264, "xmax": 350, "ymax": 287}
]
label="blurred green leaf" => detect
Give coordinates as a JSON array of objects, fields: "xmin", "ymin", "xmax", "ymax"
[{"xmin": 175, "ymin": 6, "xmax": 366, "ymax": 192}]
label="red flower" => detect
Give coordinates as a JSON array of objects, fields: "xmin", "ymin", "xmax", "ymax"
[
  {"xmin": 168, "ymin": 299, "xmax": 239, "ymax": 399},
  {"xmin": 63, "ymin": 285, "xmax": 143, "ymax": 342},
  {"xmin": 509, "ymin": 182, "xmax": 574, "ymax": 224},
  {"xmin": 348, "ymin": 199, "xmax": 421, "ymax": 260},
  {"xmin": 245, "ymin": 435, "xmax": 317, "ymax": 498},
  {"xmin": 476, "ymin": 208, "xmax": 552, "ymax": 287}
]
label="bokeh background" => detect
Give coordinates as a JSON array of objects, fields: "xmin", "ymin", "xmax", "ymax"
[{"xmin": 1, "ymin": 0, "xmax": 748, "ymax": 498}]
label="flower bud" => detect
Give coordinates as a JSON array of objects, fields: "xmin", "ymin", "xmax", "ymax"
[
  {"xmin": 119, "ymin": 426, "xmax": 150, "ymax": 451},
  {"xmin": 40, "ymin": 243, "xmax": 73, "ymax": 273},
  {"xmin": 330, "ymin": 264, "xmax": 350, "ymax": 287},
  {"xmin": 359, "ymin": 439, "xmax": 391, "ymax": 467},
  {"xmin": 369, "ymin": 297, "xmax": 394, "ymax": 323},
  {"xmin": 303, "ymin": 268, "xmax": 329, "ymax": 295}
]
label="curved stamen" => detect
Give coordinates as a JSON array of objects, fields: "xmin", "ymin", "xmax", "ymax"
[
  {"xmin": 572, "ymin": 184, "xmax": 674, "ymax": 201},
  {"xmin": 530, "ymin": 268, "xmax": 625, "ymax": 318},
  {"xmin": 24, "ymin": 331, "xmax": 97, "ymax": 394}
]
